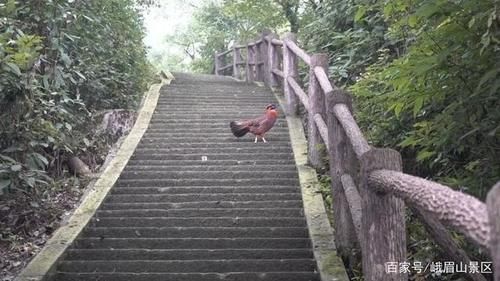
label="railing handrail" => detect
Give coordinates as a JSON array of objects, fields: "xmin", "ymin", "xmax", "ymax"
[{"xmin": 215, "ymin": 31, "xmax": 499, "ymax": 281}]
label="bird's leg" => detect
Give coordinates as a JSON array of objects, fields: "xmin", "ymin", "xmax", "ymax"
[
  {"xmin": 262, "ymin": 135, "xmax": 267, "ymax": 143},
  {"xmin": 254, "ymin": 136, "xmax": 258, "ymax": 143}
]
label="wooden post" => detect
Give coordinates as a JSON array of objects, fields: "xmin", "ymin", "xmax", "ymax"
[
  {"xmin": 233, "ymin": 46, "xmax": 242, "ymax": 80},
  {"xmin": 260, "ymin": 32, "xmax": 270, "ymax": 86},
  {"xmin": 267, "ymin": 33, "xmax": 279, "ymax": 88},
  {"xmin": 308, "ymin": 54, "xmax": 328, "ymax": 169},
  {"xmin": 282, "ymin": 32, "xmax": 299, "ymax": 116},
  {"xmin": 246, "ymin": 44, "xmax": 255, "ymax": 83},
  {"xmin": 254, "ymin": 41, "xmax": 262, "ymax": 81},
  {"xmin": 325, "ymin": 90, "xmax": 361, "ymax": 273},
  {"xmin": 487, "ymin": 182, "xmax": 500, "ymax": 281},
  {"xmin": 214, "ymin": 51, "xmax": 220, "ymax": 76},
  {"xmin": 360, "ymin": 148, "xmax": 407, "ymax": 281}
]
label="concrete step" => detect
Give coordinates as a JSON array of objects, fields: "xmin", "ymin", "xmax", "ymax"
[
  {"xmin": 125, "ymin": 159, "xmax": 295, "ymax": 166},
  {"xmin": 134, "ymin": 146, "xmax": 293, "ymax": 154},
  {"xmin": 113, "ymin": 179, "xmax": 299, "ymax": 187},
  {"xmin": 147, "ymin": 121, "xmax": 288, "ymax": 127},
  {"xmin": 135, "ymin": 141, "xmax": 291, "ymax": 148},
  {"xmin": 82, "ymin": 226, "xmax": 308, "ymax": 238},
  {"xmin": 45, "ymin": 73, "xmax": 327, "ymax": 281},
  {"xmin": 96, "ymin": 208, "xmax": 304, "ymax": 218},
  {"xmin": 143, "ymin": 128, "xmax": 290, "ymax": 133},
  {"xmin": 105, "ymin": 193, "xmax": 301, "ymax": 202},
  {"xmin": 149, "ymin": 118, "xmax": 287, "ymax": 124},
  {"xmin": 99, "ymin": 200, "xmax": 304, "ymax": 210},
  {"xmin": 121, "ymin": 164, "xmax": 297, "ymax": 172},
  {"xmin": 129, "ymin": 153, "xmax": 294, "ymax": 161},
  {"xmin": 90, "ymin": 217, "xmax": 306, "ymax": 228},
  {"xmin": 118, "ymin": 171, "xmax": 298, "ymax": 180},
  {"xmin": 72, "ymin": 238, "xmax": 311, "ymax": 249},
  {"xmin": 133, "ymin": 137, "xmax": 292, "ymax": 144},
  {"xmin": 54, "ymin": 272, "xmax": 320, "ymax": 281},
  {"xmin": 58, "ymin": 259, "xmax": 316, "ymax": 273},
  {"xmin": 110, "ymin": 186, "xmax": 299, "ymax": 195},
  {"xmin": 64, "ymin": 248, "xmax": 313, "ymax": 260}
]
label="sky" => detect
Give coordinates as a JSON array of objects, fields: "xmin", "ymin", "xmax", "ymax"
[{"xmin": 142, "ymin": 0, "xmax": 205, "ymax": 69}]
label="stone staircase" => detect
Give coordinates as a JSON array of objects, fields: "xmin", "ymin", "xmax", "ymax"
[{"xmin": 50, "ymin": 73, "xmax": 322, "ymax": 281}]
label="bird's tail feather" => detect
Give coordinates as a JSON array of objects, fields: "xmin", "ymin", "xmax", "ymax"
[{"xmin": 230, "ymin": 121, "xmax": 249, "ymax": 137}]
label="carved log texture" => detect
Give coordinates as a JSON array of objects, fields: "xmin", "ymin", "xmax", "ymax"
[
  {"xmin": 487, "ymin": 182, "xmax": 500, "ymax": 281},
  {"xmin": 287, "ymin": 77, "xmax": 310, "ymax": 111},
  {"xmin": 412, "ymin": 208, "xmax": 487, "ymax": 281},
  {"xmin": 313, "ymin": 66, "xmax": 334, "ymax": 95},
  {"xmin": 326, "ymin": 90, "xmax": 360, "ymax": 272},
  {"xmin": 369, "ymin": 169, "xmax": 490, "ymax": 249},
  {"xmin": 267, "ymin": 33, "xmax": 281, "ymax": 87},
  {"xmin": 282, "ymin": 33, "xmax": 299, "ymax": 116},
  {"xmin": 333, "ymin": 102, "xmax": 371, "ymax": 159},
  {"xmin": 360, "ymin": 148, "xmax": 406, "ymax": 281},
  {"xmin": 307, "ymin": 54, "xmax": 328, "ymax": 169},
  {"xmin": 285, "ymin": 39, "xmax": 311, "ymax": 65},
  {"xmin": 246, "ymin": 44, "xmax": 255, "ymax": 83},
  {"xmin": 313, "ymin": 114, "xmax": 329, "ymax": 151},
  {"xmin": 340, "ymin": 174, "xmax": 362, "ymax": 243},
  {"xmin": 214, "ymin": 51, "xmax": 221, "ymax": 75},
  {"xmin": 233, "ymin": 45, "xmax": 242, "ymax": 79}
]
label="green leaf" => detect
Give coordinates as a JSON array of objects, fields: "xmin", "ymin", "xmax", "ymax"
[
  {"xmin": 26, "ymin": 177, "xmax": 36, "ymax": 188},
  {"xmin": 0, "ymin": 179, "xmax": 11, "ymax": 190},
  {"xmin": 0, "ymin": 155, "xmax": 16, "ymax": 163},
  {"xmin": 11, "ymin": 164, "xmax": 22, "ymax": 172},
  {"xmin": 408, "ymin": 15, "xmax": 418, "ymax": 27},
  {"xmin": 60, "ymin": 52, "xmax": 72, "ymax": 67},
  {"xmin": 393, "ymin": 102, "xmax": 404, "ymax": 118},
  {"xmin": 74, "ymin": 70, "xmax": 86, "ymax": 80},
  {"xmin": 6, "ymin": 62, "xmax": 22, "ymax": 75},
  {"xmin": 416, "ymin": 151, "xmax": 435, "ymax": 162},
  {"xmin": 413, "ymin": 96, "xmax": 424, "ymax": 117},
  {"xmin": 354, "ymin": 6, "xmax": 367, "ymax": 22},
  {"xmin": 32, "ymin": 153, "xmax": 49, "ymax": 167}
]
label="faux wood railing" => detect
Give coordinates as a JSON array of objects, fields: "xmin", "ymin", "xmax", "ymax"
[{"xmin": 215, "ymin": 31, "xmax": 500, "ymax": 281}]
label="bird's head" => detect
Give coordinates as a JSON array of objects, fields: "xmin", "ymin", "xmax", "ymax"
[
  {"xmin": 265, "ymin": 104, "xmax": 277, "ymax": 111},
  {"xmin": 265, "ymin": 103, "xmax": 278, "ymax": 117}
]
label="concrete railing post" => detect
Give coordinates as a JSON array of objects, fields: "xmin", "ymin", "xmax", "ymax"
[
  {"xmin": 308, "ymin": 54, "xmax": 328, "ymax": 169},
  {"xmin": 360, "ymin": 148, "xmax": 407, "ymax": 281},
  {"xmin": 282, "ymin": 32, "xmax": 299, "ymax": 116}
]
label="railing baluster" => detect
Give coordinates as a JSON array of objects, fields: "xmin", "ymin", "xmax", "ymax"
[
  {"xmin": 233, "ymin": 45, "xmax": 241, "ymax": 80},
  {"xmin": 282, "ymin": 32, "xmax": 299, "ymax": 116},
  {"xmin": 308, "ymin": 54, "xmax": 328, "ymax": 169},
  {"xmin": 360, "ymin": 148, "xmax": 406, "ymax": 281},
  {"xmin": 260, "ymin": 32, "xmax": 270, "ymax": 86},
  {"xmin": 266, "ymin": 33, "xmax": 279, "ymax": 88},
  {"xmin": 246, "ymin": 44, "xmax": 255, "ymax": 83},
  {"xmin": 214, "ymin": 51, "xmax": 220, "ymax": 76},
  {"xmin": 487, "ymin": 182, "xmax": 500, "ymax": 281},
  {"xmin": 325, "ymin": 90, "xmax": 361, "ymax": 272}
]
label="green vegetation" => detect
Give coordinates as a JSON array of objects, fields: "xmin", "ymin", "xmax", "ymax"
[{"xmin": 0, "ymin": 0, "xmax": 154, "ymax": 193}]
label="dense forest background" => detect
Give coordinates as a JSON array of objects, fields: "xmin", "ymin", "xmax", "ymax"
[
  {"xmin": 1, "ymin": 0, "xmax": 499, "ymax": 280},
  {"xmin": 0, "ymin": 0, "xmax": 154, "ymax": 193}
]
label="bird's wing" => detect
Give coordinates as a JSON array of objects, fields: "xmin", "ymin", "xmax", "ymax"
[{"xmin": 242, "ymin": 115, "xmax": 265, "ymax": 128}]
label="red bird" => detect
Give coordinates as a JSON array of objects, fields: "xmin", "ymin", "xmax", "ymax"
[{"xmin": 230, "ymin": 104, "xmax": 278, "ymax": 143}]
